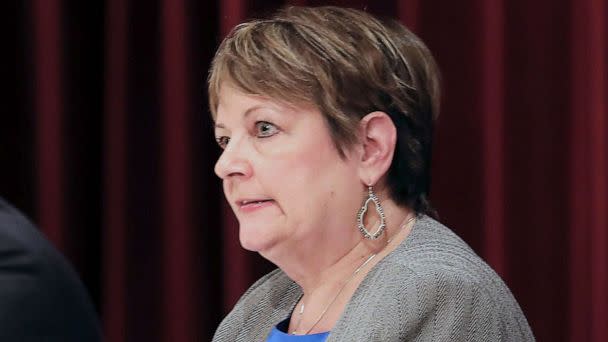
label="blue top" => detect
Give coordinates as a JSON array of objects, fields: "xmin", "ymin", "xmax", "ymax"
[{"xmin": 266, "ymin": 318, "xmax": 329, "ymax": 342}]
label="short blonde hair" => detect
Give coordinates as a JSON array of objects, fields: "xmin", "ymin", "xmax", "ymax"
[{"xmin": 208, "ymin": 6, "xmax": 440, "ymax": 216}]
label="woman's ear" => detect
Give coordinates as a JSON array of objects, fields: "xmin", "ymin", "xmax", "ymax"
[{"xmin": 357, "ymin": 111, "xmax": 397, "ymax": 186}]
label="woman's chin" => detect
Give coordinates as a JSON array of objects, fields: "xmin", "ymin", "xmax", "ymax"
[{"xmin": 238, "ymin": 224, "xmax": 281, "ymax": 253}]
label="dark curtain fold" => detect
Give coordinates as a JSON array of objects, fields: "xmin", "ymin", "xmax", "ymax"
[{"xmin": 1, "ymin": 0, "xmax": 606, "ymax": 341}]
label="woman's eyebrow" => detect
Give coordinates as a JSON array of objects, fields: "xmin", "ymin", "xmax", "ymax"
[
  {"xmin": 214, "ymin": 105, "xmax": 272, "ymax": 130},
  {"xmin": 243, "ymin": 105, "xmax": 267, "ymax": 118}
]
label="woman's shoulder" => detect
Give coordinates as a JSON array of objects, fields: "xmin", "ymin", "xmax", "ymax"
[
  {"xmin": 237, "ymin": 268, "xmax": 298, "ymax": 307},
  {"xmin": 375, "ymin": 216, "xmax": 513, "ymax": 297},
  {"xmin": 387, "ymin": 215, "xmax": 495, "ymax": 279},
  {"xmin": 333, "ymin": 216, "xmax": 535, "ymax": 341},
  {"xmin": 354, "ymin": 216, "xmax": 533, "ymax": 339},
  {"xmin": 377, "ymin": 216, "xmax": 527, "ymax": 309},
  {"xmin": 212, "ymin": 268, "xmax": 301, "ymax": 342}
]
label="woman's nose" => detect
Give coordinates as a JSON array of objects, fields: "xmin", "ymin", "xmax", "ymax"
[{"xmin": 214, "ymin": 138, "xmax": 252, "ymax": 180}]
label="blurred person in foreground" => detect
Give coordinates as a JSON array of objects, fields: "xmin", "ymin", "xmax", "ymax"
[
  {"xmin": 209, "ymin": 6, "xmax": 534, "ymax": 341},
  {"xmin": 0, "ymin": 197, "xmax": 102, "ymax": 341}
]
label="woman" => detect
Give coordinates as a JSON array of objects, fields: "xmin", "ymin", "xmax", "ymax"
[{"xmin": 209, "ymin": 6, "xmax": 534, "ymax": 341}]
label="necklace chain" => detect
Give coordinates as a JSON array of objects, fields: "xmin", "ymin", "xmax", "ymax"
[{"xmin": 291, "ymin": 215, "xmax": 416, "ymax": 335}]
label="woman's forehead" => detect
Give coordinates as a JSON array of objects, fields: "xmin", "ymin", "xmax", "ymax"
[
  {"xmin": 216, "ymin": 88, "xmax": 280, "ymax": 119},
  {"xmin": 217, "ymin": 85, "xmax": 314, "ymax": 118}
]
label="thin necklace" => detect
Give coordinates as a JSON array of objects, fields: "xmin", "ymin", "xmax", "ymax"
[
  {"xmin": 291, "ymin": 253, "xmax": 376, "ymax": 335},
  {"xmin": 386, "ymin": 215, "xmax": 416, "ymax": 245},
  {"xmin": 291, "ymin": 215, "xmax": 416, "ymax": 335}
]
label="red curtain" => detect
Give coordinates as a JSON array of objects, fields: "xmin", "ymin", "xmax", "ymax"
[{"xmin": 2, "ymin": 0, "xmax": 606, "ymax": 341}]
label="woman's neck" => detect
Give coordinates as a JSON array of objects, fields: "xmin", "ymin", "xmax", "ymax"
[
  {"xmin": 280, "ymin": 202, "xmax": 416, "ymax": 335},
  {"xmin": 264, "ymin": 201, "xmax": 415, "ymax": 296}
]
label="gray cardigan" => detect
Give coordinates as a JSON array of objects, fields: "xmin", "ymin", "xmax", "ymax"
[{"xmin": 212, "ymin": 216, "xmax": 535, "ymax": 341}]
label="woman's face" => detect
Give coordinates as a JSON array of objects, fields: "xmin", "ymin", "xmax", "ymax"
[{"xmin": 214, "ymin": 85, "xmax": 363, "ymax": 256}]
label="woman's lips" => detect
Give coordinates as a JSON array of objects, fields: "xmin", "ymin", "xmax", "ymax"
[{"xmin": 238, "ymin": 199, "xmax": 275, "ymax": 213}]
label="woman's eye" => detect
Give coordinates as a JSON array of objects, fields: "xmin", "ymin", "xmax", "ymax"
[
  {"xmin": 255, "ymin": 121, "xmax": 279, "ymax": 138},
  {"xmin": 216, "ymin": 136, "xmax": 230, "ymax": 149}
]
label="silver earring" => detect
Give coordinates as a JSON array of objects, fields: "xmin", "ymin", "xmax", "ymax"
[{"xmin": 357, "ymin": 185, "xmax": 386, "ymax": 240}]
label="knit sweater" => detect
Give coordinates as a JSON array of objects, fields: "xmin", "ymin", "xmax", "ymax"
[{"xmin": 212, "ymin": 216, "xmax": 535, "ymax": 341}]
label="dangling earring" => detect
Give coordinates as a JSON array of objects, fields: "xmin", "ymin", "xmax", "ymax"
[{"xmin": 357, "ymin": 185, "xmax": 386, "ymax": 240}]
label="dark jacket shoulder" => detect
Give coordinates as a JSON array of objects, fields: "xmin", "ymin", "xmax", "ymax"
[{"xmin": 0, "ymin": 197, "xmax": 102, "ymax": 342}]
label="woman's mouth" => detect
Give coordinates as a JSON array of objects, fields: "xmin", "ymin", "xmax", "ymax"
[{"xmin": 237, "ymin": 199, "xmax": 275, "ymax": 213}]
